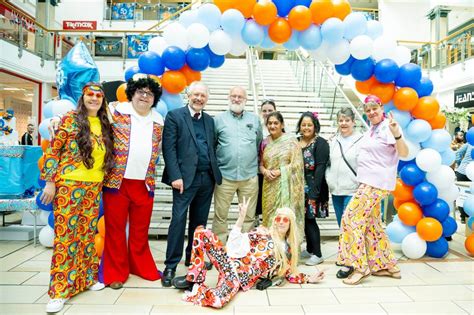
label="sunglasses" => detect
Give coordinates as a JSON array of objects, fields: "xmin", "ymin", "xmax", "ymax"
[
  {"xmin": 261, "ymin": 98, "xmax": 275, "ymax": 106},
  {"xmin": 85, "ymin": 90, "xmax": 104, "ymax": 98},
  {"xmin": 274, "ymin": 215, "xmax": 289, "ymax": 223}
]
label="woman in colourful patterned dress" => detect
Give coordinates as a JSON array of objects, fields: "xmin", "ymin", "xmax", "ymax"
[
  {"xmin": 41, "ymin": 83, "xmax": 114, "ymax": 313},
  {"xmin": 297, "ymin": 112, "xmax": 329, "ymax": 266},
  {"xmin": 260, "ymin": 112, "xmax": 305, "ymax": 239},
  {"xmin": 337, "ymin": 95, "xmax": 409, "ymax": 285},
  {"xmin": 171, "ymin": 197, "xmax": 324, "ymax": 308}
]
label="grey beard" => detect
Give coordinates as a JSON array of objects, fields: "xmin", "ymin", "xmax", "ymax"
[{"xmin": 229, "ymin": 102, "xmax": 245, "ymax": 114}]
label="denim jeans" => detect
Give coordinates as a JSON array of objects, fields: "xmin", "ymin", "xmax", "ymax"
[{"xmin": 332, "ymin": 195, "xmax": 353, "ymax": 227}]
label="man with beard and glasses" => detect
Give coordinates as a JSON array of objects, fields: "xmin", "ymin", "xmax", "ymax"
[
  {"xmin": 212, "ymin": 86, "xmax": 263, "ymax": 244},
  {"xmin": 161, "ymin": 81, "xmax": 222, "ymax": 287}
]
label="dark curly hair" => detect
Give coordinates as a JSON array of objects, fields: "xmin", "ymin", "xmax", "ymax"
[
  {"xmin": 76, "ymin": 83, "xmax": 114, "ymax": 172},
  {"xmin": 125, "ymin": 77, "xmax": 162, "ymax": 107},
  {"xmin": 296, "ymin": 111, "xmax": 321, "ymax": 135}
]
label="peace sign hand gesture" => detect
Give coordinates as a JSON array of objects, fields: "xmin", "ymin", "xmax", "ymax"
[
  {"xmin": 388, "ymin": 112, "xmax": 401, "ymax": 138},
  {"xmin": 236, "ymin": 197, "xmax": 251, "ymax": 228}
]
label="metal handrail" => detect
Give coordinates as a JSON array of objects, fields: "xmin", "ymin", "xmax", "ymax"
[
  {"xmin": 253, "ymin": 49, "xmax": 266, "ymax": 99},
  {"xmin": 246, "ymin": 47, "xmax": 259, "ymax": 114}
]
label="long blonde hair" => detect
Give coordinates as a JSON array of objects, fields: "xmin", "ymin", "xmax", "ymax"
[{"xmin": 269, "ymin": 207, "xmax": 300, "ymax": 277}]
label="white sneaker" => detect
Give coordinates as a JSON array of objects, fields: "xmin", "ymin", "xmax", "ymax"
[
  {"xmin": 300, "ymin": 250, "xmax": 312, "ymax": 259},
  {"xmin": 305, "ymin": 255, "xmax": 324, "ymax": 266},
  {"xmin": 89, "ymin": 282, "xmax": 105, "ymax": 291},
  {"xmin": 46, "ymin": 298, "xmax": 67, "ymax": 313}
]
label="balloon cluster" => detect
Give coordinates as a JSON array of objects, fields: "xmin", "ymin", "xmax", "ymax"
[
  {"xmin": 36, "ymin": 142, "xmax": 54, "ymax": 248},
  {"xmin": 458, "ymin": 127, "xmax": 474, "ymax": 255}
]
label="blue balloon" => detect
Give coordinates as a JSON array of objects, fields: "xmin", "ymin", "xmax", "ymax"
[
  {"xmin": 283, "ymin": 30, "xmax": 300, "ymax": 51},
  {"xmin": 466, "ymin": 127, "xmax": 474, "ymax": 146},
  {"xmin": 161, "ymin": 90, "xmax": 184, "ymax": 111},
  {"xmin": 38, "ymin": 178, "xmax": 46, "ymax": 189},
  {"xmin": 395, "ymin": 63, "xmax": 422, "ymax": 88},
  {"xmin": 260, "ymin": 29, "xmax": 277, "ymax": 49},
  {"xmin": 467, "ymin": 217, "xmax": 474, "ymax": 230},
  {"xmin": 366, "ymin": 20, "xmax": 383, "ymax": 39},
  {"xmin": 388, "ymin": 109, "xmax": 412, "ymax": 129},
  {"xmin": 36, "ymin": 191, "xmax": 53, "ymax": 211},
  {"xmin": 398, "ymin": 159, "xmax": 415, "ymax": 172},
  {"xmin": 186, "ymin": 48, "xmax": 210, "ymax": 72},
  {"xmin": 220, "ymin": 9, "xmax": 245, "ymax": 36},
  {"xmin": 384, "ymin": 101, "xmax": 396, "ymax": 113},
  {"xmin": 386, "ymin": 220, "xmax": 416, "ymax": 243},
  {"xmin": 441, "ymin": 216, "xmax": 457, "ymax": 237},
  {"xmin": 241, "ymin": 19, "xmax": 265, "ymax": 46},
  {"xmin": 343, "ymin": 12, "xmax": 367, "ymax": 40},
  {"xmin": 422, "ymin": 129, "xmax": 452, "ymax": 152},
  {"xmin": 99, "ymin": 198, "xmax": 104, "ymax": 218},
  {"xmin": 197, "ymin": 3, "xmax": 221, "ymax": 31},
  {"xmin": 295, "ymin": 0, "xmax": 311, "ymax": 6},
  {"xmin": 321, "ymin": 18, "xmax": 344, "ymax": 43},
  {"xmin": 426, "ymin": 238, "xmax": 449, "ymax": 258},
  {"xmin": 138, "ymin": 51, "xmax": 164, "ymax": 76},
  {"xmin": 350, "ymin": 58, "xmax": 375, "ymax": 81},
  {"xmin": 298, "ymin": 25, "xmax": 322, "ymax": 50},
  {"xmin": 440, "ymin": 149, "xmax": 456, "ymax": 166},
  {"xmin": 471, "ymin": 148, "xmax": 474, "ymax": 160},
  {"xmin": 155, "ymin": 100, "xmax": 168, "ymax": 119},
  {"xmin": 463, "ymin": 194, "xmax": 474, "ymax": 217},
  {"xmin": 413, "ymin": 182, "xmax": 438, "ymax": 206},
  {"xmin": 161, "ymin": 46, "xmax": 186, "ymax": 71},
  {"xmin": 48, "ymin": 211, "xmax": 54, "ymax": 228},
  {"xmin": 400, "ymin": 163, "xmax": 425, "ymax": 186},
  {"xmin": 42, "ymin": 101, "xmax": 55, "ymax": 119},
  {"xmin": 423, "ymin": 199, "xmax": 450, "ymax": 222},
  {"xmin": 335, "ymin": 56, "xmax": 355, "ymax": 76},
  {"xmin": 406, "ymin": 119, "xmax": 432, "ymax": 143},
  {"xmin": 204, "ymin": 45, "xmax": 225, "ymax": 68},
  {"xmin": 274, "ymin": 0, "xmax": 295, "ymax": 17},
  {"xmin": 124, "ymin": 66, "xmax": 140, "ymax": 82},
  {"xmin": 374, "ymin": 59, "xmax": 399, "ymax": 83},
  {"xmin": 413, "ymin": 77, "xmax": 434, "ymax": 97}
]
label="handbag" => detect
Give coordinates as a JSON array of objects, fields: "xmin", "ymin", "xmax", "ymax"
[{"xmin": 336, "ymin": 137, "xmax": 361, "ymax": 177}]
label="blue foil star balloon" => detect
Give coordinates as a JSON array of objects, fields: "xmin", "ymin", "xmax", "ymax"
[{"xmin": 56, "ymin": 41, "xmax": 100, "ymax": 103}]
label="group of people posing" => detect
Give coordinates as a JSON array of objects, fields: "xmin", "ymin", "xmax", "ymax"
[{"xmin": 40, "ymin": 76, "xmax": 408, "ymax": 312}]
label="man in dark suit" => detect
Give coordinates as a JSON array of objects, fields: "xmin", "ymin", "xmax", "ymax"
[{"xmin": 161, "ymin": 81, "xmax": 222, "ymax": 287}]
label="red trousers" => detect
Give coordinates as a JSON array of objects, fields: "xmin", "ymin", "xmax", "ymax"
[{"xmin": 102, "ymin": 178, "xmax": 160, "ymax": 284}]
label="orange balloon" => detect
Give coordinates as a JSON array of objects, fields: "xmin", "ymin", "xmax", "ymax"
[
  {"xmin": 355, "ymin": 76, "xmax": 377, "ymax": 95},
  {"xmin": 416, "ymin": 218, "xmax": 443, "ymax": 241},
  {"xmin": 41, "ymin": 139, "xmax": 50, "ymax": 152},
  {"xmin": 180, "ymin": 65, "xmax": 201, "ymax": 85},
  {"xmin": 393, "ymin": 87, "xmax": 419, "ymax": 111},
  {"xmin": 98, "ymin": 216, "xmax": 105, "ymax": 238},
  {"xmin": 465, "ymin": 234, "xmax": 474, "ymax": 255},
  {"xmin": 116, "ymin": 83, "xmax": 128, "ymax": 102},
  {"xmin": 309, "ymin": 0, "xmax": 334, "ymax": 25},
  {"xmin": 397, "ymin": 202, "xmax": 423, "ymax": 226},
  {"xmin": 253, "ymin": 0, "xmax": 278, "ymax": 26},
  {"xmin": 411, "ymin": 96, "xmax": 440, "ymax": 121},
  {"xmin": 393, "ymin": 178, "xmax": 414, "ymax": 202},
  {"xmin": 393, "ymin": 197, "xmax": 406, "ymax": 210},
  {"xmin": 234, "ymin": 0, "xmax": 256, "ymax": 18},
  {"xmin": 214, "ymin": 0, "xmax": 236, "ymax": 13},
  {"xmin": 268, "ymin": 18, "xmax": 292, "ymax": 44},
  {"xmin": 288, "ymin": 6, "xmax": 312, "ymax": 31},
  {"xmin": 427, "ymin": 112, "xmax": 446, "ymax": 129},
  {"xmin": 38, "ymin": 155, "xmax": 45, "ymax": 170},
  {"xmin": 94, "ymin": 234, "xmax": 104, "ymax": 258},
  {"xmin": 370, "ymin": 82, "xmax": 395, "ymax": 104},
  {"xmin": 161, "ymin": 71, "xmax": 187, "ymax": 94},
  {"xmin": 332, "ymin": 0, "xmax": 352, "ymax": 20}
]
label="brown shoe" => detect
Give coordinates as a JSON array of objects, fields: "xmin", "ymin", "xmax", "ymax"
[
  {"xmin": 372, "ymin": 269, "xmax": 402, "ymax": 279},
  {"xmin": 343, "ymin": 270, "xmax": 370, "ymax": 285},
  {"xmin": 109, "ymin": 281, "xmax": 123, "ymax": 289}
]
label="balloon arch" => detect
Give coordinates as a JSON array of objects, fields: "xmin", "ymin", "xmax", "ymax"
[{"xmin": 36, "ymin": 0, "xmax": 474, "ymax": 257}]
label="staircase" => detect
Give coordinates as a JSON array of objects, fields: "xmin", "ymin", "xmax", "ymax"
[{"xmin": 149, "ymin": 57, "xmax": 355, "ymax": 237}]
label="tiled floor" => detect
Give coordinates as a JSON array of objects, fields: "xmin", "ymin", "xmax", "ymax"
[{"xmin": 0, "ymin": 233, "xmax": 473, "ymax": 314}]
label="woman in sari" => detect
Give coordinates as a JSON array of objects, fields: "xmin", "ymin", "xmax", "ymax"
[{"xmin": 259, "ymin": 112, "xmax": 305, "ymax": 238}]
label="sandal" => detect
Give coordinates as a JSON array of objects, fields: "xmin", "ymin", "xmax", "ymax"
[
  {"xmin": 342, "ymin": 270, "xmax": 370, "ymax": 285},
  {"xmin": 372, "ymin": 269, "xmax": 402, "ymax": 279}
]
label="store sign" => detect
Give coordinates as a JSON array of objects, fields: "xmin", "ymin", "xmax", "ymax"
[
  {"xmin": 0, "ymin": 4, "xmax": 35, "ymax": 32},
  {"xmin": 454, "ymin": 83, "xmax": 474, "ymax": 108},
  {"xmin": 63, "ymin": 21, "xmax": 97, "ymax": 30}
]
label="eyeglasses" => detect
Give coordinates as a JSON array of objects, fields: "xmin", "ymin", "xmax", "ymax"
[
  {"xmin": 136, "ymin": 89, "xmax": 153, "ymax": 98},
  {"xmin": 261, "ymin": 98, "xmax": 275, "ymax": 105},
  {"xmin": 230, "ymin": 95, "xmax": 246, "ymax": 100},
  {"xmin": 274, "ymin": 216, "xmax": 289, "ymax": 223}
]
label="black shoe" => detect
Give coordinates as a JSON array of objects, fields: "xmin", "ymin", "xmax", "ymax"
[
  {"xmin": 161, "ymin": 268, "xmax": 176, "ymax": 287},
  {"xmin": 184, "ymin": 258, "xmax": 191, "ymax": 267},
  {"xmin": 172, "ymin": 276, "xmax": 194, "ymax": 290},
  {"xmin": 336, "ymin": 267, "xmax": 354, "ymax": 279},
  {"xmin": 204, "ymin": 261, "xmax": 213, "ymax": 270},
  {"xmin": 461, "ymin": 217, "xmax": 466, "ymax": 224}
]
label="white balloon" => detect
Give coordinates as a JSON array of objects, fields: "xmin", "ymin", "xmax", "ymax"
[
  {"xmin": 438, "ymin": 184, "xmax": 459, "ymax": 203},
  {"xmin": 148, "ymin": 36, "xmax": 168, "ymax": 56},
  {"xmin": 187, "ymin": 23, "xmax": 210, "ymax": 49},
  {"xmin": 163, "ymin": 22, "xmax": 188, "ymax": 51},
  {"xmin": 470, "ymin": 182, "xmax": 474, "ymax": 194},
  {"xmin": 465, "ymin": 162, "xmax": 474, "ymax": 181},
  {"xmin": 39, "ymin": 210, "xmax": 50, "ymax": 225},
  {"xmin": 372, "ymin": 36, "xmax": 397, "ymax": 61},
  {"xmin": 326, "ymin": 39, "xmax": 351, "ymax": 65},
  {"xmin": 350, "ymin": 35, "xmax": 373, "ymax": 60},
  {"xmin": 393, "ymin": 46, "xmax": 412, "ymax": 66},
  {"xmin": 51, "ymin": 99, "xmax": 76, "ymax": 116},
  {"xmin": 197, "ymin": 3, "xmax": 221, "ymax": 31},
  {"xmin": 366, "ymin": 20, "xmax": 383, "ymax": 39},
  {"xmin": 401, "ymin": 232, "xmax": 427, "ymax": 259},
  {"xmin": 309, "ymin": 41, "xmax": 329, "ymax": 61},
  {"xmin": 39, "ymin": 225, "xmax": 54, "ymax": 248},
  {"xmin": 400, "ymin": 139, "xmax": 421, "ymax": 161},
  {"xmin": 179, "ymin": 10, "xmax": 198, "ymax": 28},
  {"xmin": 229, "ymin": 36, "xmax": 247, "ymax": 57},
  {"xmin": 416, "ymin": 148, "xmax": 442, "ymax": 172},
  {"xmin": 426, "ymin": 165, "xmax": 456, "ymax": 191},
  {"xmin": 209, "ymin": 30, "xmax": 232, "ymax": 55}
]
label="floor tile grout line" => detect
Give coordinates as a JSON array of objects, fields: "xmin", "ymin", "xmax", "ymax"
[
  {"xmin": 451, "ymin": 300, "xmax": 471, "ymax": 315},
  {"xmin": 377, "ymin": 302, "xmax": 390, "ymax": 314}
]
